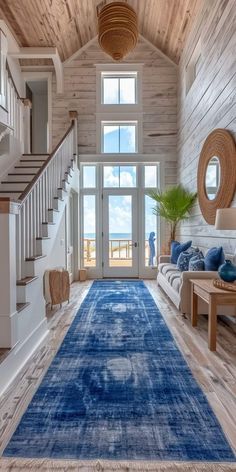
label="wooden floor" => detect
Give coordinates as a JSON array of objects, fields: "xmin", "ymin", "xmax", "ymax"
[{"xmin": 0, "ymin": 280, "xmax": 236, "ymax": 472}]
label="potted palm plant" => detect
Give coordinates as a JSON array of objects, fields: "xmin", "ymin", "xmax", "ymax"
[{"xmin": 148, "ymin": 185, "xmax": 197, "ymax": 252}]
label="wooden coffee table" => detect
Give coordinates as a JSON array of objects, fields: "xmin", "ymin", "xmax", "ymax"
[{"xmin": 190, "ymin": 279, "xmax": 236, "ymax": 351}]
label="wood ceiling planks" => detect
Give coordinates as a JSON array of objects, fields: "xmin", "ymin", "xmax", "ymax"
[{"xmin": 0, "ymin": 0, "xmax": 203, "ymax": 64}]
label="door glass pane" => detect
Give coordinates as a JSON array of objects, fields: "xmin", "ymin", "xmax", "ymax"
[
  {"xmin": 120, "ymin": 166, "xmax": 136, "ymax": 187},
  {"xmin": 120, "ymin": 125, "xmax": 136, "ymax": 153},
  {"xmin": 104, "ymin": 166, "xmax": 119, "ymax": 187},
  {"xmin": 145, "ymin": 165, "xmax": 157, "ymax": 188},
  {"xmin": 103, "ymin": 125, "xmax": 119, "ymax": 153},
  {"xmin": 120, "ymin": 77, "xmax": 136, "ymax": 104},
  {"xmin": 83, "ymin": 166, "xmax": 96, "ymax": 188},
  {"xmin": 108, "ymin": 195, "xmax": 132, "ymax": 267},
  {"xmin": 145, "ymin": 195, "xmax": 157, "ymax": 267},
  {"xmin": 83, "ymin": 195, "xmax": 96, "ymax": 267},
  {"xmin": 103, "ymin": 77, "xmax": 119, "ymax": 104}
]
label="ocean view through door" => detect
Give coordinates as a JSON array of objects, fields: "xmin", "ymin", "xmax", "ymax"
[
  {"xmin": 103, "ymin": 190, "xmax": 138, "ymax": 277},
  {"xmin": 80, "ymin": 163, "xmax": 160, "ymax": 278}
]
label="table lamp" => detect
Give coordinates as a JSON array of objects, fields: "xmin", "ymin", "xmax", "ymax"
[
  {"xmin": 215, "ymin": 208, "xmax": 236, "ymax": 282},
  {"xmin": 215, "ymin": 208, "xmax": 236, "ymax": 230}
]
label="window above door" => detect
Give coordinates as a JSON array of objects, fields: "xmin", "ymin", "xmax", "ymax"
[{"xmin": 96, "ymin": 64, "xmax": 143, "ymax": 113}]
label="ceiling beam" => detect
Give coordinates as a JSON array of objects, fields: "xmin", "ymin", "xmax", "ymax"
[{"xmin": 10, "ymin": 47, "xmax": 64, "ymax": 93}]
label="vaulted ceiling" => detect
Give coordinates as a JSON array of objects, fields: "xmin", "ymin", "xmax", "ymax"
[{"xmin": 0, "ymin": 0, "xmax": 202, "ymax": 64}]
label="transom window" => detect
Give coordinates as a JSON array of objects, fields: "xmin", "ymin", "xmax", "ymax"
[
  {"xmin": 102, "ymin": 72, "xmax": 137, "ymax": 105},
  {"xmin": 102, "ymin": 122, "xmax": 137, "ymax": 153},
  {"xmin": 103, "ymin": 166, "xmax": 137, "ymax": 187}
]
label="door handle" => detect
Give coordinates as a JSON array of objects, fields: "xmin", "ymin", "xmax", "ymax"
[{"xmin": 129, "ymin": 242, "xmax": 138, "ymax": 247}]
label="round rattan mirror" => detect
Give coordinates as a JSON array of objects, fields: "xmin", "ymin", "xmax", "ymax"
[{"xmin": 197, "ymin": 129, "xmax": 236, "ymax": 225}]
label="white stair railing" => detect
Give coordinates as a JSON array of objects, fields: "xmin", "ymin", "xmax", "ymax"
[
  {"xmin": 6, "ymin": 63, "xmax": 24, "ymax": 144},
  {"xmin": 16, "ymin": 122, "xmax": 75, "ymax": 281}
]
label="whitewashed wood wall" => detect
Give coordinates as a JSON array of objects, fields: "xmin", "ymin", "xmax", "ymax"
[
  {"xmin": 52, "ymin": 37, "xmax": 177, "ymax": 189},
  {"xmin": 177, "ymin": 0, "xmax": 236, "ymax": 255}
]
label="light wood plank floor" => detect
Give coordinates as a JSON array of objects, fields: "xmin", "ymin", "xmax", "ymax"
[{"xmin": 0, "ymin": 280, "xmax": 236, "ymax": 472}]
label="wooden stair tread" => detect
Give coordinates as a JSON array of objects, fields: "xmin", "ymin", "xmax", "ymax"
[
  {"xmin": 1, "ymin": 181, "xmax": 31, "ymax": 184},
  {"xmin": 16, "ymin": 302, "xmax": 30, "ymax": 313},
  {"xmin": 0, "ymin": 190, "xmax": 20, "ymax": 194},
  {"xmin": 36, "ymin": 236, "xmax": 50, "ymax": 240},
  {"xmin": 17, "ymin": 276, "xmax": 38, "ymax": 286},
  {"xmin": 25, "ymin": 255, "xmax": 46, "ymax": 261},
  {"xmin": 14, "ymin": 166, "xmax": 41, "ymax": 169},
  {"xmin": 8, "ymin": 173, "xmax": 36, "ymax": 176},
  {"xmin": 23, "ymin": 153, "xmax": 49, "ymax": 156},
  {"xmin": 20, "ymin": 159, "xmax": 45, "ymax": 162},
  {"xmin": 54, "ymin": 196, "xmax": 64, "ymax": 201},
  {"xmin": 48, "ymin": 208, "xmax": 59, "ymax": 212},
  {"xmin": 42, "ymin": 221, "xmax": 55, "ymax": 225}
]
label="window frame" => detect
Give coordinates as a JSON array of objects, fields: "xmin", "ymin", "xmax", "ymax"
[
  {"xmin": 96, "ymin": 64, "xmax": 143, "ymax": 113},
  {"xmin": 101, "ymin": 72, "xmax": 137, "ymax": 105},
  {"xmin": 101, "ymin": 120, "xmax": 138, "ymax": 154}
]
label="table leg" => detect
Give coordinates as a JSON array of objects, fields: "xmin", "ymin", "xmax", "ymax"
[
  {"xmin": 191, "ymin": 286, "xmax": 198, "ymax": 327},
  {"xmin": 208, "ymin": 296, "xmax": 217, "ymax": 351}
]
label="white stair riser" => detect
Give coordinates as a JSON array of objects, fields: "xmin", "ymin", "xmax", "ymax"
[
  {"xmin": 36, "ymin": 238, "xmax": 50, "ymax": 255},
  {"xmin": 57, "ymin": 188, "xmax": 67, "ymax": 199},
  {"xmin": 13, "ymin": 168, "xmax": 38, "ymax": 175},
  {"xmin": 17, "ymin": 279, "xmax": 40, "ymax": 304},
  {"xmin": 0, "ymin": 192, "xmax": 20, "ymax": 198},
  {"xmin": 25, "ymin": 257, "xmax": 46, "ymax": 277},
  {"xmin": 53, "ymin": 198, "xmax": 64, "ymax": 211},
  {"xmin": 18, "ymin": 162, "xmax": 42, "ymax": 168},
  {"xmin": 22, "ymin": 155, "xmax": 48, "ymax": 161},
  {"xmin": 0, "ymin": 183, "xmax": 28, "ymax": 191},
  {"xmin": 7, "ymin": 175, "xmax": 35, "ymax": 182}
]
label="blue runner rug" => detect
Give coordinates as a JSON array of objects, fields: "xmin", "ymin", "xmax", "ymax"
[{"xmin": 3, "ymin": 280, "xmax": 235, "ymax": 461}]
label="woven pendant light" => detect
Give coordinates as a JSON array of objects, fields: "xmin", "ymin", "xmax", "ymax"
[{"xmin": 98, "ymin": 2, "xmax": 138, "ymax": 61}]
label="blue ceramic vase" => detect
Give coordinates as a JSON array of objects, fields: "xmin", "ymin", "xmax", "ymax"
[{"xmin": 218, "ymin": 259, "xmax": 236, "ymax": 283}]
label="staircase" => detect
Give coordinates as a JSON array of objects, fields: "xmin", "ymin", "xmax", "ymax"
[{"xmin": 0, "ymin": 116, "xmax": 79, "ymax": 395}]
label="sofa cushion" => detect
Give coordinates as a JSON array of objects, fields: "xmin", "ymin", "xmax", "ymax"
[
  {"xmin": 171, "ymin": 276, "xmax": 181, "ymax": 293},
  {"xmin": 166, "ymin": 269, "xmax": 180, "ymax": 283},
  {"xmin": 171, "ymin": 240, "xmax": 192, "ymax": 264},
  {"xmin": 204, "ymin": 247, "xmax": 225, "ymax": 271},
  {"xmin": 160, "ymin": 263, "xmax": 177, "ymax": 275}
]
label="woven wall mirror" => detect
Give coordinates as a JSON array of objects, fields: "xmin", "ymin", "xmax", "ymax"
[{"xmin": 197, "ymin": 129, "xmax": 236, "ymax": 225}]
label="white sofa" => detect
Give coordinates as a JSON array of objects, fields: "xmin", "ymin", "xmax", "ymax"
[{"xmin": 157, "ymin": 254, "xmax": 232, "ymax": 315}]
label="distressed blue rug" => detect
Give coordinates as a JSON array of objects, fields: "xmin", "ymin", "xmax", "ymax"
[{"xmin": 3, "ymin": 280, "xmax": 235, "ymax": 461}]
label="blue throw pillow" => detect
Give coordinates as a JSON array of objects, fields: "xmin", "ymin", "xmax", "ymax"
[
  {"xmin": 171, "ymin": 240, "xmax": 192, "ymax": 264},
  {"xmin": 204, "ymin": 247, "xmax": 225, "ymax": 271},
  {"xmin": 189, "ymin": 253, "xmax": 205, "ymax": 271},
  {"xmin": 177, "ymin": 251, "xmax": 195, "ymax": 271}
]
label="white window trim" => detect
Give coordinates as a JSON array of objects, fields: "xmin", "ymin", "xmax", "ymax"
[
  {"xmin": 96, "ymin": 64, "xmax": 143, "ymax": 113},
  {"xmin": 96, "ymin": 113, "xmax": 143, "ymax": 154}
]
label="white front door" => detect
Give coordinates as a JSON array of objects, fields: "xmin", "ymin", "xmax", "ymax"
[{"xmin": 102, "ymin": 189, "xmax": 138, "ymax": 277}]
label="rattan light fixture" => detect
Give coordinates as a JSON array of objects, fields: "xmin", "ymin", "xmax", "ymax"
[{"xmin": 98, "ymin": 2, "xmax": 138, "ymax": 61}]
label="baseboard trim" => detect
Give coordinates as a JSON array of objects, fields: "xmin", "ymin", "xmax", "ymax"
[{"xmin": 0, "ymin": 318, "xmax": 49, "ymax": 396}]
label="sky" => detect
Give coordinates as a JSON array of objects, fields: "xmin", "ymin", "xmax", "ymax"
[{"xmin": 83, "ymin": 166, "xmax": 157, "ymax": 237}]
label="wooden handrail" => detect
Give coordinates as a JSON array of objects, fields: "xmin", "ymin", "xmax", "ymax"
[{"xmin": 18, "ymin": 121, "xmax": 74, "ymax": 205}]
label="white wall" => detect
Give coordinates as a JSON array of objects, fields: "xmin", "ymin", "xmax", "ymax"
[{"xmin": 177, "ymin": 0, "xmax": 236, "ymax": 255}]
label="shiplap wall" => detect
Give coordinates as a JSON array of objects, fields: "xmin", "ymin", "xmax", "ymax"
[
  {"xmin": 177, "ymin": 0, "xmax": 236, "ymax": 255},
  {"xmin": 52, "ymin": 37, "xmax": 177, "ymax": 188}
]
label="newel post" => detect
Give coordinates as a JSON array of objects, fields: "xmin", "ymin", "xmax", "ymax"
[
  {"xmin": 69, "ymin": 110, "xmax": 78, "ymax": 163},
  {"xmin": 22, "ymin": 98, "xmax": 32, "ymax": 154},
  {"xmin": 0, "ymin": 199, "xmax": 19, "ymax": 348}
]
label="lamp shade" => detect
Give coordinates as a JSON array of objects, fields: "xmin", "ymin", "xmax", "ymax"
[{"xmin": 215, "ymin": 208, "xmax": 236, "ymax": 229}]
